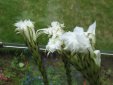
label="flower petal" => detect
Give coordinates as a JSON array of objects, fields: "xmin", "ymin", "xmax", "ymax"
[{"xmin": 87, "ymin": 21, "xmax": 96, "ymax": 35}]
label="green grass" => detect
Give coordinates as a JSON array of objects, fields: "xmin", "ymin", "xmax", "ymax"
[{"xmin": 0, "ymin": 0, "xmax": 113, "ymax": 50}]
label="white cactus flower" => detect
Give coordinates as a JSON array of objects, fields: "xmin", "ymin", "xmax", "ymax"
[
  {"xmin": 85, "ymin": 21, "xmax": 96, "ymax": 47},
  {"xmin": 73, "ymin": 26, "xmax": 84, "ymax": 33},
  {"xmin": 15, "ymin": 20, "xmax": 34, "ymax": 30},
  {"xmin": 46, "ymin": 37, "xmax": 62, "ymax": 53},
  {"xmin": 94, "ymin": 50, "xmax": 101, "ymax": 67},
  {"xmin": 36, "ymin": 21, "xmax": 64, "ymax": 38},
  {"xmin": 74, "ymin": 26, "xmax": 92, "ymax": 53},
  {"xmin": 15, "ymin": 20, "xmax": 36, "ymax": 42},
  {"xmin": 61, "ymin": 27, "xmax": 91, "ymax": 54},
  {"xmin": 61, "ymin": 32, "xmax": 80, "ymax": 53}
]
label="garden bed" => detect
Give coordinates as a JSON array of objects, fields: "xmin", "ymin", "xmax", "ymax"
[{"xmin": 0, "ymin": 53, "xmax": 113, "ymax": 85}]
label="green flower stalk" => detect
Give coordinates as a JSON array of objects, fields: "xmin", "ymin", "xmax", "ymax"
[
  {"xmin": 61, "ymin": 22, "xmax": 102, "ymax": 85},
  {"xmin": 61, "ymin": 55, "xmax": 72, "ymax": 85},
  {"xmin": 63, "ymin": 50, "xmax": 102, "ymax": 85},
  {"xmin": 37, "ymin": 21, "xmax": 72, "ymax": 85},
  {"xmin": 15, "ymin": 20, "xmax": 49, "ymax": 85},
  {"xmin": 36, "ymin": 21, "xmax": 102, "ymax": 85}
]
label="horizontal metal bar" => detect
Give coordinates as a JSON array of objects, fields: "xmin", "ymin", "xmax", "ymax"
[
  {"xmin": 3, "ymin": 46, "xmax": 28, "ymax": 49},
  {"xmin": 3, "ymin": 46, "xmax": 113, "ymax": 56},
  {"xmin": 101, "ymin": 53, "xmax": 113, "ymax": 56},
  {"xmin": 1, "ymin": 42, "xmax": 113, "ymax": 56},
  {"xmin": 3, "ymin": 45, "xmax": 46, "ymax": 51}
]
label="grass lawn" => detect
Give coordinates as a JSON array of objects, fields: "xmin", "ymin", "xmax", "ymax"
[{"xmin": 0, "ymin": 0, "xmax": 113, "ymax": 50}]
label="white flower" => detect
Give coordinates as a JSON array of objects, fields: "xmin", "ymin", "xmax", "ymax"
[
  {"xmin": 94, "ymin": 50, "xmax": 101, "ymax": 67},
  {"xmin": 36, "ymin": 21, "xmax": 64, "ymax": 38},
  {"xmin": 15, "ymin": 20, "xmax": 36, "ymax": 42},
  {"xmin": 73, "ymin": 26, "xmax": 84, "ymax": 32},
  {"xmin": 61, "ymin": 27, "xmax": 91, "ymax": 54},
  {"xmin": 85, "ymin": 21, "xmax": 96, "ymax": 47},
  {"xmin": 15, "ymin": 20, "xmax": 34, "ymax": 30},
  {"xmin": 74, "ymin": 27, "xmax": 92, "ymax": 53},
  {"xmin": 46, "ymin": 37, "xmax": 62, "ymax": 53},
  {"xmin": 61, "ymin": 32, "xmax": 79, "ymax": 53}
]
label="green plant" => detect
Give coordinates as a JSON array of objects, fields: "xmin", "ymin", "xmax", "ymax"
[
  {"xmin": 37, "ymin": 21, "xmax": 102, "ymax": 85},
  {"xmin": 15, "ymin": 20, "xmax": 49, "ymax": 85}
]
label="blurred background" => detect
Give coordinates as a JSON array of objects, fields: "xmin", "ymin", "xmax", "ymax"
[{"xmin": 0, "ymin": 0, "xmax": 113, "ymax": 50}]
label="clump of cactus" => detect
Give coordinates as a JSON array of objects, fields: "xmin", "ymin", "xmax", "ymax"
[{"xmin": 15, "ymin": 20, "xmax": 101, "ymax": 85}]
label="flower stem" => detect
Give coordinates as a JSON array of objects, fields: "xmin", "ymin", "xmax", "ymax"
[
  {"xmin": 34, "ymin": 54, "xmax": 49, "ymax": 85},
  {"xmin": 27, "ymin": 42, "xmax": 49, "ymax": 85},
  {"xmin": 87, "ymin": 74, "xmax": 102, "ymax": 85},
  {"xmin": 62, "ymin": 55, "xmax": 72, "ymax": 85}
]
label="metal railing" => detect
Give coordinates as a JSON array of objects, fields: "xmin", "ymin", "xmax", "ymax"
[{"xmin": 0, "ymin": 42, "xmax": 113, "ymax": 56}]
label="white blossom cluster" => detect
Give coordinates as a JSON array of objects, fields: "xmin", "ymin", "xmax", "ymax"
[
  {"xmin": 37, "ymin": 21, "xmax": 100, "ymax": 66},
  {"xmin": 41, "ymin": 21, "xmax": 96, "ymax": 54},
  {"xmin": 15, "ymin": 20, "xmax": 36, "ymax": 42},
  {"xmin": 14, "ymin": 20, "xmax": 100, "ymax": 66}
]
